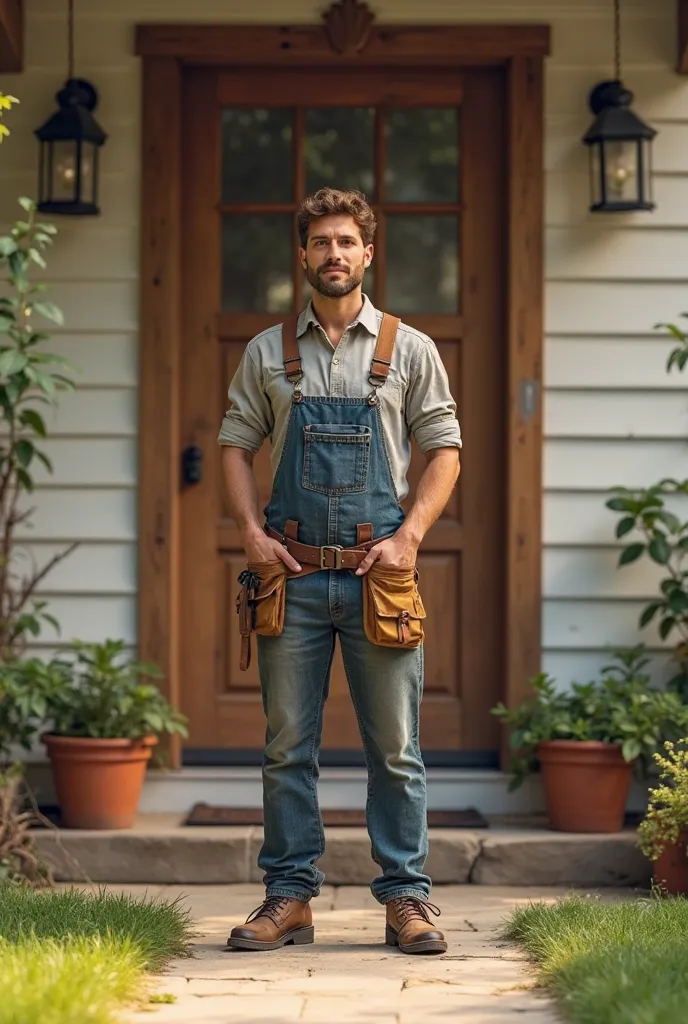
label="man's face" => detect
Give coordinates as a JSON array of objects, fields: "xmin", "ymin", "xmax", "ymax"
[{"xmin": 300, "ymin": 215, "xmax": 373, "ymax": 299}]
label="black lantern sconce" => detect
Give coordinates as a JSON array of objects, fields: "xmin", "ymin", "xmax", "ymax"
[
  {"xmin": 34, "ymin": 1, "xmax": 107, "ymax": 216},
  {"xmin": 582, "ymin": 0, "xmax": 656, "ymax": 213}
]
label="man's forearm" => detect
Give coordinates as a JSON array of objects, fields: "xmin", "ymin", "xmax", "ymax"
[
  {"xmin": 397, "ymin": 448, "xmax": 460, "ymax": 545},
  {"xmin": 222, "ymin": 446, "xmax": 263, "ymax": 541}
]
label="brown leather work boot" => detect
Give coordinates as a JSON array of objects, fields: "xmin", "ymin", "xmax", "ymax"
[
  {"xmin": 227, "ymin": 893, "xmax": 314, "ymax": 951},
  {"xmin": 385, "ymin": 897, "xmax": 447, "ymax": 955}
]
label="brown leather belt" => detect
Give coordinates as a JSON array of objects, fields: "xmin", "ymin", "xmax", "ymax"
[{"xmin": 266, "ymin": 526, "xmax": 377, "ymax": 570}]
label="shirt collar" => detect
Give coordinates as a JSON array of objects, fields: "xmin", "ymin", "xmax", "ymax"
[{"xmin": 297, "ymin": 293, "xmax": 380, "ymax": 339}]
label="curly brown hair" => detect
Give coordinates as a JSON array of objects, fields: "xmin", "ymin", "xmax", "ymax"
[{"xmin": 297, "ymin": 188, "xmax": 377, "ymax": 248}]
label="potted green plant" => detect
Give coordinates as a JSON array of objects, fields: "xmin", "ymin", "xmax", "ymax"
[
  {"xmin": 492, "ymin": 648, "xmax": 688, "ymax": 833},
  {"xmin": 639, "ymin": 740, "xmax": 688, "ymax": 894},
  {"xmin": 36, "ymin": 639, "xmax": 188, "ymax": 829}
]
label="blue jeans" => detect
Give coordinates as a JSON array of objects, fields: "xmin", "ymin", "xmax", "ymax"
[{"xmin": 257, "ymin": 568, "xmax": 430, "ymax": 905}]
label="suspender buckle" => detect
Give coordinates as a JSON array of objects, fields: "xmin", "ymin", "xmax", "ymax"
[{"xmin": 320, "ymin": 544, "xmax": 344, "ymax": 570}]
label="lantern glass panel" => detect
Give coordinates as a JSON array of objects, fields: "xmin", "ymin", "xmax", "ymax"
[
  {"xmin": 50, "ymin": 140, "xmax": 79, "ymax": 202},
  {"xmin": 80, "ymin": 142, "xmax": 97, "ymax": 204},
  {"xmin": 603, "ymin": 139, "xmax": 638, "ymax": 205}
]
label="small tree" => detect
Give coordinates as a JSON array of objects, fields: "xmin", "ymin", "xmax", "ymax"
[{"xmin": 0, "ymin": 198, "xmax": 77, "ymax": 659}]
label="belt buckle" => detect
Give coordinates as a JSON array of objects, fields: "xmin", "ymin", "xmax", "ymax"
[{"xmin": 320, "ymin": 544, "xmax": 343, "ymax": 570}]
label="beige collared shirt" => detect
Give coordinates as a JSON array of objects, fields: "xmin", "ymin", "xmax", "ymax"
[{"xmin": 217, "ymin": 296, "xmax": 462, "ymax": 501}]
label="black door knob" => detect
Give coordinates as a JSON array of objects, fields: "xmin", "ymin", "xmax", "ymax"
[{"xmin": 182, "ymin": 444, "xmax": 203, "ymax": 485}]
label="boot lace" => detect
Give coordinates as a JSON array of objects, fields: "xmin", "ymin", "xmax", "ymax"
[
  {"xmin": 392, "ymin": 897, "xmax": 441, "ymax": 926},
  {"xmin": 245, "ymin": 893, "xmax": 291, "ymax": 927}
]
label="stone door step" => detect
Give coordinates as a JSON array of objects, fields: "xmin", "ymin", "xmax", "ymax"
[{"xmin": 33, "ymin": 815, "xmax": 651, "ymax": 888}]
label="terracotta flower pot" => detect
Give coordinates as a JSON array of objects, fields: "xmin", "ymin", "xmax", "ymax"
[
  {"xmin": 42, "ymin": 734, "xmax": 157, "ymax": 829},
  {"xmin": 653, "ymin": 830, "xmax": 688, "ymax": 895},
  {"xmin": 537, "ymin": 740, "xmax": 633, "ymax": 833}
]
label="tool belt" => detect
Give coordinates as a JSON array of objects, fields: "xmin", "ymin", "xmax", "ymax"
[{"xmin": 236, "ymin": 523, "xmax": 425, "ymax": 670}]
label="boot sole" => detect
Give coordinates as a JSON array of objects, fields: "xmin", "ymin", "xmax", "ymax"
[
  {"xmin": 385, "ymin": 923, "xmax": 447, "ymax": 955},
  {"xmin": 227, "ymin": 925, "xmax": 315, "ymax": 952}
]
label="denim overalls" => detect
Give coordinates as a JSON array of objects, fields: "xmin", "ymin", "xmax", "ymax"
[{"xmin": 257, "ymin": 314, "xmax": 431, "ymax": 906}]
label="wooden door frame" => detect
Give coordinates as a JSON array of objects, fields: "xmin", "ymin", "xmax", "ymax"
[{"xmin": 135, "ymin": 22, "xmax": 549, "ymax": 768}]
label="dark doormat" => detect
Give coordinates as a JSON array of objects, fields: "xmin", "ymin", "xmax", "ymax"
[{"xmin": 184, "ymin": 803, "xmax": 489, "ymax": 828}]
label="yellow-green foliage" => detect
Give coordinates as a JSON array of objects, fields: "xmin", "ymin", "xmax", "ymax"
[
  {"xmin": 639, "ymin": 740, "xmax": 688, "ymax": 861},
  {"xmin": 0, "ymin": 94, "xmax": 19, "ymax": 143}
]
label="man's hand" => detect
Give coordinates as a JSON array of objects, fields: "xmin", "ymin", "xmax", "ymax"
[
  {"xmin": 355, "ymin": 530, "xmax": 418, "ymax": 575},
  {"xmin": 242, "ymin": 526, "xmax": 302, "ymax": 572}
]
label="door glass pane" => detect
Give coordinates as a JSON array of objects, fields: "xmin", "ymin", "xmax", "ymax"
[
  {"xmin": 221, "ymin": 109, "xmax": 293, "ymax": 203},
  {"xmin": 305, "ymin": 108, "xmax": 374, "ymax": 197},
  {"xmin": 386, "ymin": 216, "xmax": 459, "ymax": 313},
  {"xmin": 385, "ymin": 109, "xmax": 460, "ymax": 203},
  {"xmin": 222, "ymin": 214, "xmax": 293, "ymax": 312}
]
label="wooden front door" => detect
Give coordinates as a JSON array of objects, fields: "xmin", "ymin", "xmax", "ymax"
[{"xmin": 178, "ymin": 66, "xmax": 506, "ymax": 765}]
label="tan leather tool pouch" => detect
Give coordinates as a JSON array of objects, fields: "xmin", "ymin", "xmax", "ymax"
[
  {"xmin": 236, "ymin": 561, "xmax": 287, "ymax": 669},
  {"xmin": 362, "ymin": 563, "xmax": 426, "ymax": 648}
]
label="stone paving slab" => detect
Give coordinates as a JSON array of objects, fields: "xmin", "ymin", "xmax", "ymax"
[
  {"xmin": 35, "ymin": 817, "xmax": 651, "ymax": 888},
  {"xmin": 103, "ymin": 884, "xmax": 573, "ymax": 1023}
]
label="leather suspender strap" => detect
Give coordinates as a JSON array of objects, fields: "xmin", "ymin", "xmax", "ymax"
[
  {"xmin": 282, "ymin": 315, "xmax": 302, "ymax": 383},
  {"xmin": 369, "ymin": 313, "xmax": 400, "ymax": 384}
]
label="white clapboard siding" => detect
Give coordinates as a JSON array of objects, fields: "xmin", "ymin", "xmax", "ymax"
[
  {"xmin": 547, "ymin": 174, "xmax": 688, "ymax": 229},
  {"xmin": 0, "ymin": 0, "xmax": 682, "ymax": 684},
  {"xmin": 543, "ymin": 600, "xmax": 671, "ymax": 650},
  {"xmin": 30, "ymin": 440, "xmax": 136, "ymax": 487},
  {"xmin": 45, "ymin": 336, "xmax": 138, "ymax": 387},
  {"xmin": 16, "ymin": 542, "xmax": 135, "ymax": 595},
  {"xmin": 545, "ymin": 392, "xmax": 688, "ymax": 438},
  {"xmin": 15, "ymin": 489, "xmax": 136, "ymax": 541},
  {"xmin": 546, "ymin": 339, "xmax": 686, "ymax": 389},
  {"xmin": 544, "ymin": 491, "xmax": 688, "ymax": 546},
  {"xmin": 546, "ymin": 227, "xmax": 688, "ymax": 281},
  {"xmin": 544, "ymin": 549, "xmax": 664, "ymax": 599},
  {"xmin": 547, "ymin": 284, "xmax": 688, "ymax": 335},
  {"xmin": 543, "ymin": 651, "xmax": 675, "ymax": 688},
  {"xmin": 545, "ymin": 440, "xmax": 688, "ymax": 490}
]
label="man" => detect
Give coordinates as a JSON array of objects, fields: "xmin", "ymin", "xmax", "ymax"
[{"xmin": 218, "ymin": 188, "xmax": 461, "ymax": 955}]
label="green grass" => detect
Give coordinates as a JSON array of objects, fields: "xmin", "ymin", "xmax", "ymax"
[
  {"xmin": 505, "ymin": 894, "xmax": 688, "ymax": 1024},
  {"xmin": 0, "ymin": 885, "xmax": 193, "ymax": 1024}
]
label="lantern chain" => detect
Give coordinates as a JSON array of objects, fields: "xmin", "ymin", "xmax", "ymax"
[
  {"xmin": 613, "ymin": 0, "xmax": 621, "ymax": 83},
  {"xmin": 67, "ymin": 0, "xmax": 75, "ymax": 81}
]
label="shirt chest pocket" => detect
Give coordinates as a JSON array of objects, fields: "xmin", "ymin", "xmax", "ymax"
[{"xmin": 302, "ymin": 424, "xmax": 372, "ymax": 495}]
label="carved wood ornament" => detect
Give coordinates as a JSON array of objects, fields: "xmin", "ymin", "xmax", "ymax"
[{"xmin": 323, "ymin": 0, "xmax": 375, "ymax": 56}]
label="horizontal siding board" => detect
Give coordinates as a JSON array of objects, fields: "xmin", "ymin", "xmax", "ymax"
[
  {"xmin": 546, "ymin": 338, "xmax": 685, "ymax": 389},
  {"xmin": 543, "ymin": 491, "xmax": 688, "ymax": 545},
  {"xmin": 545, "ymin": 439, "xmax": 688, "ymax": 489},
  {"xmin": 29, "ymin": 595, "xmax": 136, "ymax": 645},
  {"xmin": 547, "ymin": 283, "xmax": 688, "ymax": 335},
  {"xmin": 24, "ymin": 542, "xmax": 136, "ymax": 595},
  {"xmin": 31, "ymin": 440, "xmax": 136, "ymax": 487},
  {"xmin": 41, "ymin": 283, "xmax": 138, "ymax": 332},
  {"xmin": 543, "ymin": 598, "xmax": 670, "ymax": 649},
  {"xmin": 47, "ymin": 335, "xmax": 138, "ymax": 387},
  {"xmin": 545, "ymin": 391, "xmax": 688, "ymax": 439},
  {"xmin": 546, "ymin": 227, "xmax": 688, "ymax": 282},
  {"xmin": 546, "ymin": 174, "xmax": 688, "ymax": 229},
  {"xmin": 544, "ymin": 548, "xmax": 664, "ymax": 599},
  {"xmin": 0, "ymin": 122, "xmax": 139, "ymax": 176},
  {"xmin": 15, "ymin": 489, "xmax": 136, "ymax": 541},
  {"xmin": 542, "ymin": 650, "xmax": 674, "ymax": 688},
  {"xmin": 37, "ymin": 388, "xmax": 137, "ymax": 437}
]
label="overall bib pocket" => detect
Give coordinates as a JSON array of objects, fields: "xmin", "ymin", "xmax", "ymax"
[
  {"xmin": 362, "ymin": 563, "xmax": 426, "ymax": 648},
  {"xmin": 302, "ymin": 423, "xmax": 371, "ymax": 495}
]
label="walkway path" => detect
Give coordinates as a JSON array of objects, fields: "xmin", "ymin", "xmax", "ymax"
[{"xmin": 115, "ymin": 883, "xmax": 563, "ymax": 1023}]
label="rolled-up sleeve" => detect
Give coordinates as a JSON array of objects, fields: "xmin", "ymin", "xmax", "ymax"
[
  {"xmin": 405, "ymin": 338, "xmax": 462, "ymax": 452},
  {"xmin": 217, "ymin": 344, "xmax": 273, "ymax": 452}
]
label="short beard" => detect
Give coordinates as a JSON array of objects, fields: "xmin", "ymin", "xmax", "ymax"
[{"xmin": 306, "ymin": 261, "xmax": 365, "ymax": 299}]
